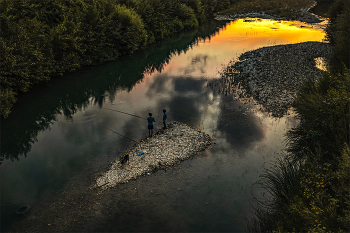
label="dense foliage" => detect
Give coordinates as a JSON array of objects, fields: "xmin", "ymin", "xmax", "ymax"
[
  {"xmin": 325, "ymin": 0, "xmax": 350, "ymax": 71},
  {"xmin": 248, "ymin": 1, "xmax": 350, "ymax": 232},
  {"xmin": 0, "ymin": 0, "xmax": 234, "ymax": 118},
  {"xmin": 249, "ymin": 70, "xmax": 349, "ymax": 232}
]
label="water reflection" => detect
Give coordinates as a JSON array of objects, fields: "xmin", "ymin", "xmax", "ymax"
[
  {"xmin": 1, "ymin": 20, "xmax": 229, "ymax": 231},
  {"xmin": 216, "ymin": 95, "xmax": 265, "ymax": 152},
  {"xmin": 173, "ymin": 77, "xmax": 206, "ymax": 93},
  {"xmin": 0, "ymin": 20, "xmax": 227, "ymax": 163},
  {"xmin": 215, "ymin": 18, "xmax": 326, "ymax": 46},
  {"xmin": 147, "ymin": 74, "xmax": 265, "ymax": 153},
  {"xmin": 1, "ymin": 17, "xmax": 326, "ymax": 232}
]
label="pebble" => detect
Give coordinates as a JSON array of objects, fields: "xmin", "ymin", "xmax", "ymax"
[
  {"xmin": 219, "ymin": 41, "xmax": 333, "ymax": 117},
  {"xmin": 94, "ymin": 122, "xmax": 214, "ymax": 189}
]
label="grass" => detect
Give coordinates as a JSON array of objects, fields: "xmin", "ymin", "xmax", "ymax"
[
  {"xmin": 248, "ymin": 145, "xmax": 350, "ymax": 232},
  {"xmin": 219, "ymin": 0, "xmax": 315, "ymax": 19}
]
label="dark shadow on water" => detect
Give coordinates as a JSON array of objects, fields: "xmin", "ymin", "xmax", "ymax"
[
  {"xmin": 173, "ymin": 77, "xmax": 206, "ymax": 94},
  {"xmin": 216, "ymin": 95, "xmax": 265, "ymax": 152}
]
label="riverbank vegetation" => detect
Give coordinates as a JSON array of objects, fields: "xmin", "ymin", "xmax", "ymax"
[
  {"xmin": 218, "ymin": 0, "xmax": 315, "ymax": 20},
  {"xmin": 0, "ymin": 0, "xmax": 234, "ymax": 118},
  {"xmin": 248, "ymin": 0, "xmax": 350, "ymax": 232}
]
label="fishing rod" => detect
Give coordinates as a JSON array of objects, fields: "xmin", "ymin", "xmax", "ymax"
[
  {"xmin": 108, "ymin": 128, "xmax": 138, "ymax": 143},
  {"xmin": 104, "ymin": 108, "xmax": 145, "ymax": 119}
]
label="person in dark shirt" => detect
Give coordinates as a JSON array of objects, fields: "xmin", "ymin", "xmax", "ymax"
[
  {"xmin": 163, "ymin": 109, "xmax": 167, "ymax": 129},
  {"xmin": 147, "ymin": 112, "xmax": 156, "ymax": 136},
  {"xmin": 120, "ymin": 153, "xmax": 129, "ymax": 168}
]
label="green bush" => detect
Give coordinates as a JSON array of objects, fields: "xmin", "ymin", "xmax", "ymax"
[
  {"xmin": 248, "ymin": 69, "xmax": 350, "ymax": 232},
  {"xmin": 266, "ymin": 146, "xmax": 350, "ymax": 232},
  {"xmin": 325, "ymin": 0, "xmax": 350, "ymax": 70},
  {"xmin": 296, "ymin": 146, "xmax": 350, "ymax": 232},
  {"xmin": 287, "ymin": 69, "xmax": 350, "ymax": 161}
]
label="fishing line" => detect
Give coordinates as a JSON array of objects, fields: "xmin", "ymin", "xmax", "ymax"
[
  {"xmin": 104, "ymin": 108, "xmax": 145, "ymax": 119},
  {"xmin": 108, "ymin": 128, "xmax": 138, "ymax": 143}
]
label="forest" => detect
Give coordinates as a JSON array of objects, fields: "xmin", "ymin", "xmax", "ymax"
[{"xmin": 0, "ymin": 0, "xmax": 232, "ymax": 118}]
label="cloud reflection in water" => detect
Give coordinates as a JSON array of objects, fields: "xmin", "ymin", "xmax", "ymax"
[{"xmin": 146, "ymin": 72, "xmax": 266, "ymax": 154}]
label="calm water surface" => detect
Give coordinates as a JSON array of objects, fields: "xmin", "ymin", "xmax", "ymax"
[{"xmin": 1, "ymin": 19, "xmax": 325, "ymax": 232}]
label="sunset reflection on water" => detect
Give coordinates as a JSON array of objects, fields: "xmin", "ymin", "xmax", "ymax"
[{"xmin": 211, "ymin": 18, "xmax": 326, "ymax": 45}]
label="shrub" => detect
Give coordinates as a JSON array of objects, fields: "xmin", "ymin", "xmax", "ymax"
[
  {"xmin": 287, "ymin": 69, "xmax": 350, "ymax": 161},
  {"xmin": 325, "ymin": 0, "xmax": 350, "ymax": 70}
]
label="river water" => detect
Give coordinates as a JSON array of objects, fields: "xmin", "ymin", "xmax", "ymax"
[{"xmin": 1, "ymin": 18, "xmax": 326, "ymax": 232}]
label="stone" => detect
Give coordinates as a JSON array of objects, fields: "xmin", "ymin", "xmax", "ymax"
[{"xmin": 94, "ymin": 122, "xmax": 214, "ymax": 190}]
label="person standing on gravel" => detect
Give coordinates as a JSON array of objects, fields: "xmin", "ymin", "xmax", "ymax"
[
  {"xmin": 163, "ymin": 109, "xmax": 167, "ymax": 129},
  {"xmin": 147, "ymin": 113, "xmax": 156, "ymax": 137}
]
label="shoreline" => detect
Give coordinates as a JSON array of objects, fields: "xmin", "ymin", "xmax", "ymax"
[
  {"xmin": 219, "ymin": 41, "xmax": 333, "ymax": 117},
  {"xmin": 215, "ymin": 0, "xmax": 324, "ymax": 24}
]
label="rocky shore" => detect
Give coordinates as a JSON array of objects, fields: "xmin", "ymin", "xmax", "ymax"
[
  {"xmin": 219, "ymin": 41, "xmax": 333, "ymax": 116},
  {"xmin": 215, "ymin": 1, "xmax": 323, "ymax": 23},
  {"xmin": 94, "ymin": 122, "xmax": 214, "ymax": 190},
  {"xmin": 215, "ymin": 11, "xmax": 322, "ymax": 24}
]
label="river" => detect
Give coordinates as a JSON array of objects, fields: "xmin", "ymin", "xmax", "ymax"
[{"xmin": 1, "ymin": 18, "xmax": 326, "ymax": 232}]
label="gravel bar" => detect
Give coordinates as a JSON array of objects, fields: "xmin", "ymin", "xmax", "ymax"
[
  {"xmin": 95, "ymin": 122, "xmax": 214, "ymax": 190},
  {"xmin": 221, "ymin": 41, "xmax": 333, "ymax": 116}
]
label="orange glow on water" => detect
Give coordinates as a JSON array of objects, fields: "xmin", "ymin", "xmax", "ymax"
[{"xmin": 210, "ymin": 18, "xmax": 325, "ymax": 46}]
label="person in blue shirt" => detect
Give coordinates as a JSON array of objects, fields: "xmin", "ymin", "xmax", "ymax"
[
  {"xmin": 163, "ymin": 109, "xmax": 167, "ymax": 129},
  {"xmin": 147, "ymin": 113, "xmax": 156, "ymax": 136}
]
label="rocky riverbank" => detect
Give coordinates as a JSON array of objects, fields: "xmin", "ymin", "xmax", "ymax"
[
  {"xmin": 94, "ymin": 122, "xmax": 214, "ymax": 190},
  {"xmin": 217, "ymin": 41, "xmax": 333, "ymax": 117},
  {"xmin": 215, "ymin": 0, "xmax": 323, "ymax": 23}
]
